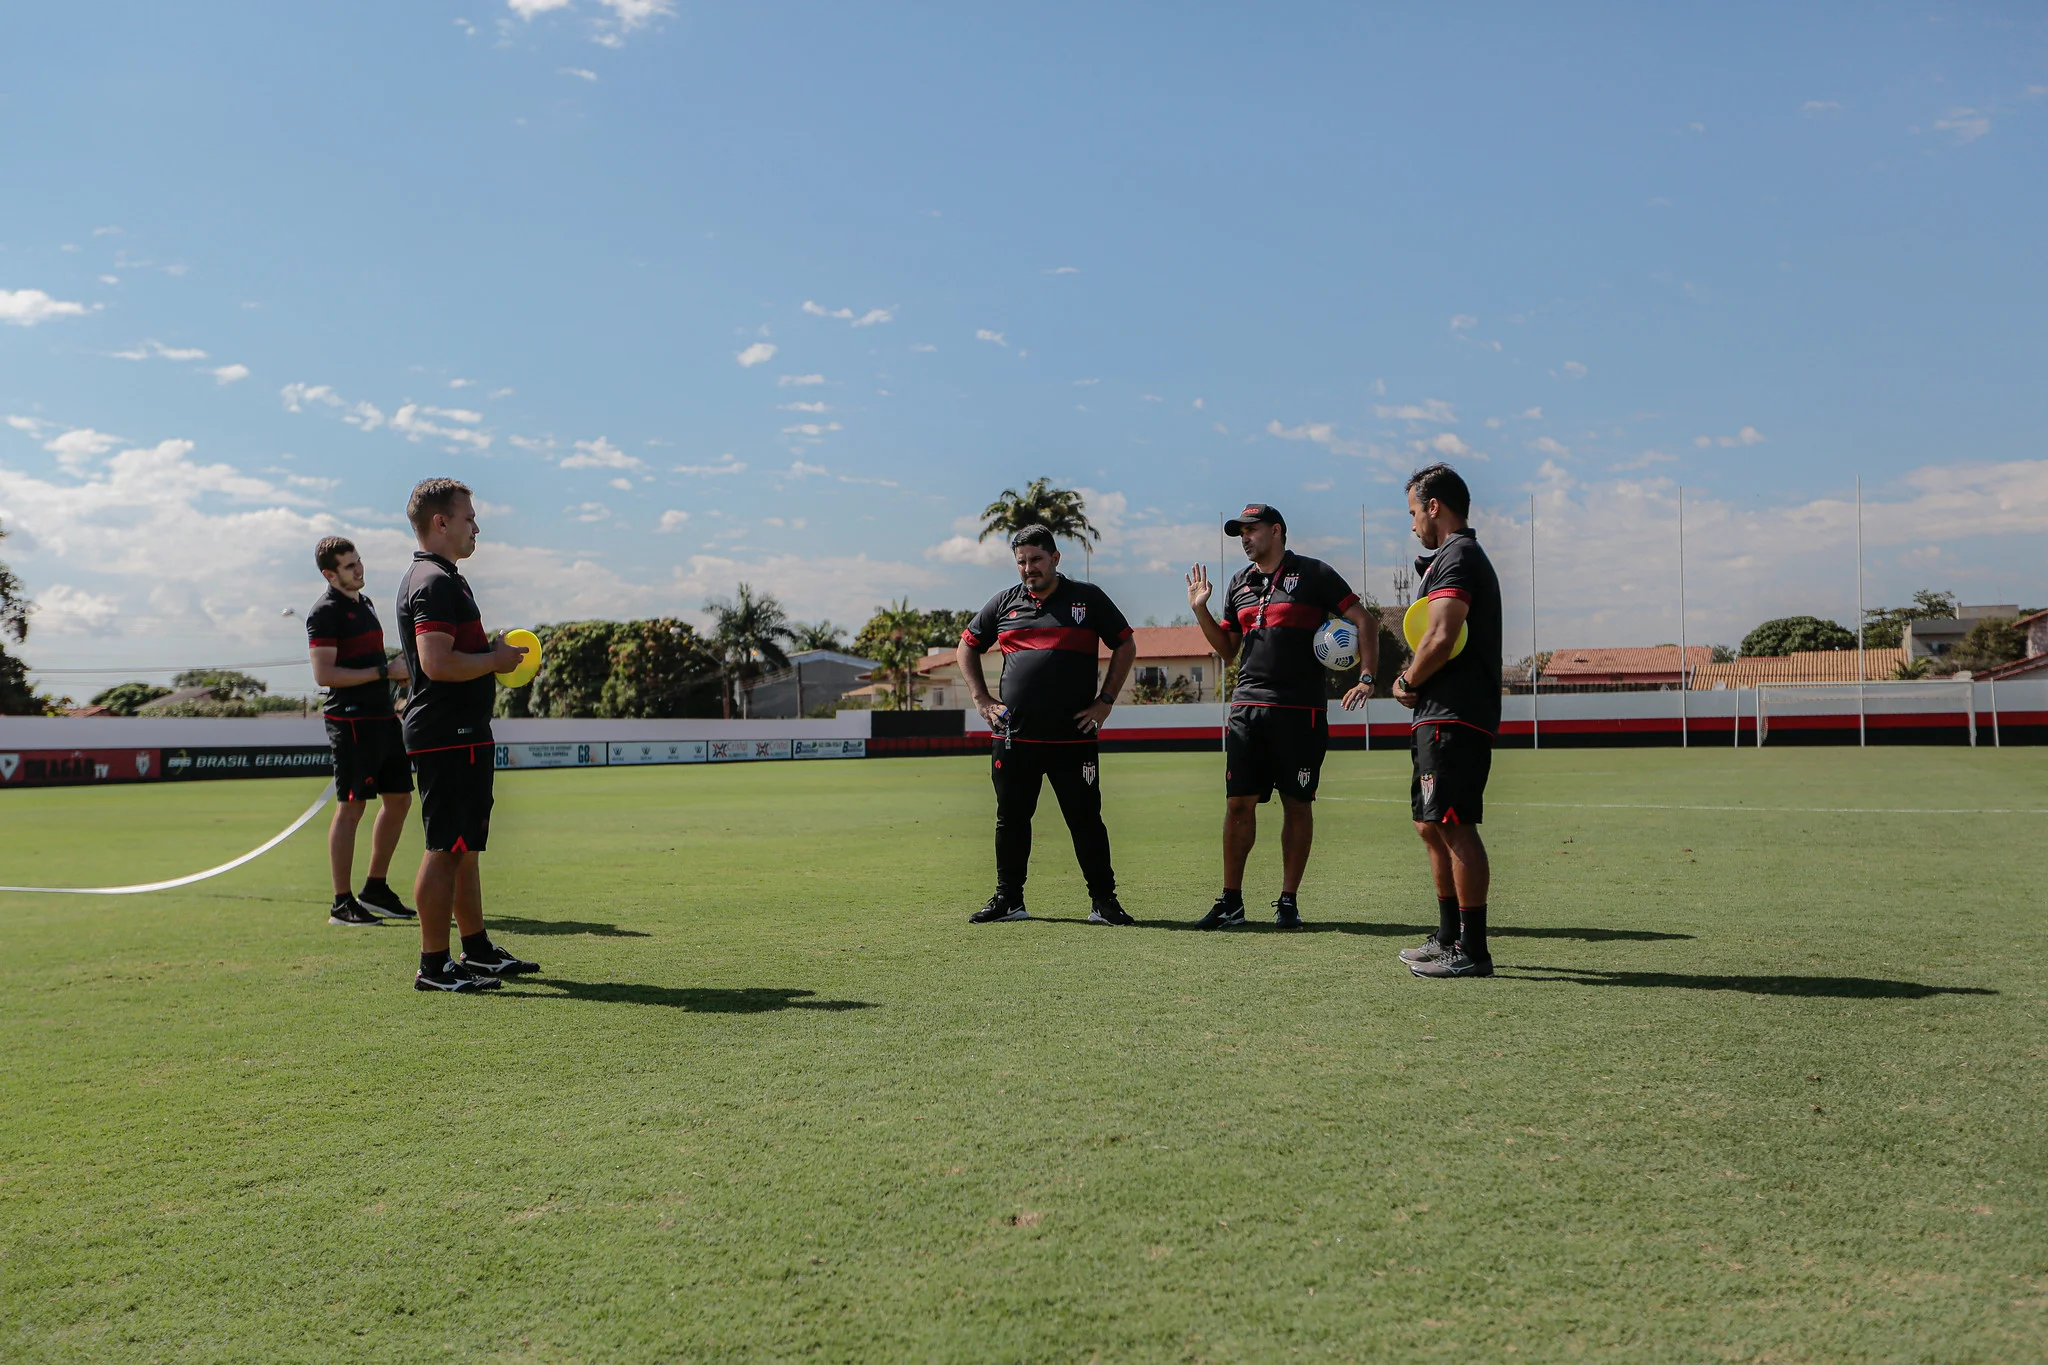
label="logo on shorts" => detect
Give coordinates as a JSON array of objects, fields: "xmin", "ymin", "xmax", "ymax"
[
  {"xmin": 1069, "ymin": 603, "xmax": 1088, "ymax": 624},
  {"xmin": 1282, "ymin": 573, "xmax": 1300, "ymax": 593},
  {"xmin": 1082, "ymin": 761, "xmax": 1097, "ymax": 786},
  {"xmin": 1419, "ymin": 772, "xmax": 1436, "ymax": 802},
  {"xmin": 1297, "ymin": 767, "xmax": 1312, "ymax": 788}
]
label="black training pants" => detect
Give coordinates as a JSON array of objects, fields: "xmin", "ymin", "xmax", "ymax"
[{"xmin": 992, "ymin": 738, "xmax": 1116, "ymax": 899}]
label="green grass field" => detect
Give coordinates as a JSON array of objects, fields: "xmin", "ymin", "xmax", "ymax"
[{"xmin": 2, "ymin": 747, "xmax": 2043, "ymax": 1362}]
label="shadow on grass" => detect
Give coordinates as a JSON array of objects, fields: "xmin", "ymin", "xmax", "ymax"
[
  {"xmin": 1037, "ymin": 916, "xmax": 1693, "ymax": 943},
  {"xmin": 489, "ymin": 916, "xmax": 651, "ymax": 939},
  {"xmin": 508, "ymin": 979, "xmax": 877, "ymax": 1012},
  {"xmin": 1505, "ymin": 965, "xmax": 1996, "ymax": 999}
]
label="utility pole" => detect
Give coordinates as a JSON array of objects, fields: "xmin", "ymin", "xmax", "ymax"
[{"xmin": 1678, "ymin": 485, "xmax": 1689, "ymax": 749}]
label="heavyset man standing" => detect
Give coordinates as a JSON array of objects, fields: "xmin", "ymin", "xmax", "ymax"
[
  {"xmin": 395, "ymin": 478, "xmax": 538, "ymax": 992},
  {"xmin": 306, "ymin": 536, "xmax": 417, "ymax": 927},
  {"xmin": 958, "ymin": 525, "xmax": 1140, "ymax": 925},
  {"xmin": 1186, "ymin": 504, "xmax": 1378, "ymax": 928},
  {"xmin": 1391, "ymin": 464, "xmax": 1503, "ymax": 979}
]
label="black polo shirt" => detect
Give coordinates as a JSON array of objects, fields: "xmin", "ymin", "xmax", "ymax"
[
  {"xmin": 1222, "ymin": 552, "xmax": 1359, "ymax": 709},
  {"xmin": 1411, "ymin": 528, "xmax": 1503, "ymax": 736},
  {"xmin": 395, "ymin": 551, "xmax": 495, "ymax": 753},
  {"xmin": 305, "ymin": 586, "xmax": 393, "ymax": 719},
  {"xmin": 962, "ymin": 577, "xmax": 1133, "ymax": 741}
]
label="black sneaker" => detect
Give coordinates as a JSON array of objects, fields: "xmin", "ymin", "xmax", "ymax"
[
  {"xmin": 1273, "ymin": 897, "xmax": 1302, "ymax": 929},
  {"xmin": 414, "ymin": 960, "xmax": 503, "ymax": 992},
  {"xmin": 328, "ymin": 898, "xmax": 382, "ymax": 926},
  {"xmin": 1087, "ymin": 896, "xmax": 1135, "ymax": 926},
  {"xmin": 461, "ymin": 942, "xmax": 539, "ymax": 977},
  {"xmin": 1399, "ymin": 933, "xmax": 1456, "ymax": 965},
  {"xmin": 1408, "ymin": 947, "xmax": 1494, "ymax": 978},
  {"xmin": 356, "ymin": 883, "xmax": 417, "ymax": 920},
  {"xmin": 969, "ymin": 893, "xmax": 1029, "ymax": 924},
  {"xmin": 1194, "ymin": 897, "xmax": 1246, "ymax": 930}
]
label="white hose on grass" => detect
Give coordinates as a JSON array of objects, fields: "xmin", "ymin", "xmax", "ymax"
[{"xmin": 0, "ymin": 787, "xmax": 333, "ymax": 895}]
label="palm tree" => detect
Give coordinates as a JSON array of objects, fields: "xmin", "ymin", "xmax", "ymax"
[
  {"xmin": 1889, "ymin": 656, "xmax": 1934, "ymax": 681},
  {"xmin": 789, "ymin": 620, "xmax": 848, "ymax": 653},
  {"xmin": 705, "ymin": 583, "xmax": 794, "ymax": 718},
  {"xmin": 979, "ymin": 479, "xmax": 1099, "ymax": 547},
  {"xmin": 863, "ymin": 599, "xmax": 929, "ymax": 710}
]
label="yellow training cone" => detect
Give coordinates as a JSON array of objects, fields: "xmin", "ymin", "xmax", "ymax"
[{"xmin": 496, "ymin": 629, "xmax": 543, "ymax": 688}]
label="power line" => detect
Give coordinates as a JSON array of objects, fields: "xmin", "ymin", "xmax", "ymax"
[{"xmin": 26, "ymin": 658, "xmax": 309, "ymax": 675}]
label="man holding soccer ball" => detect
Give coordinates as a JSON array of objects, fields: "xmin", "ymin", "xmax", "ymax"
[
  {"xmin": 1186, "ymin": 504, "xmax": 1378, "ymax": 928},
  {"xmin": 1391, "ymin": 464, "xmax": 1503, "ymax": 979}
]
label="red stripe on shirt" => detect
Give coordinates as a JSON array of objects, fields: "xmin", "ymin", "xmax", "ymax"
[
  {"xmin": 307, "ymin": 637, "xmax": 338, "ymax": 649},
  {"xmin": 960, "ymin": 627, "xmax": 986, "ymax": 649},
  {"xmin": 997, "ymin": 626, "xmax": 1100, "ymax": 653},
  {"xmin": 1426, "ymin": 587, "xmax": 1470, "ymax": 602},
  {"xmin": 414, "ymin": 619, "xmax": 457, "ymax": 636},
  {"xmin": 1237, "ymin": 601, "xmax": 1326, "ymax": 631},
  {"xmin": 1334, "ymin": 592, "xmax": 1360, "ymax": 614},
  {"xmin": 335, "ymin": 628, "xmax": 385, "ymax": 658}
]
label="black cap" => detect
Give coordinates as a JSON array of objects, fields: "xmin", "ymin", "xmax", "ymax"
[{"xmin": 1224, "ymin": 503, "xmax": 1285, "ymax": 536}]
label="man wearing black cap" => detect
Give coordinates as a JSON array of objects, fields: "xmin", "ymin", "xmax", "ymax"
[
  {"xmin": 1185, "ymin": 503, "xmax": 1379, "ymax": 927},
  {"xmin": 957, "ymin": 525, "xmax": 1139, "ymax": 925}
]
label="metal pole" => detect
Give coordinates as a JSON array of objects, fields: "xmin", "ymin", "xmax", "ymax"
[
  {"xmin": 1360, "ymin": 503, "xmax": 1370, "ymax": 753},
  {"xmin": 1856, "ymin": 477, "xmax": 1866, "ymax": 748},
  {"xmin": 1530, "ymin": 493, "xmax": 1540, "ymax": 751},
  {"xmin": 1678, "ymin": 485, "xmax": 1689, "ymax": 749},
  {"xmin": 1732, "ymin": 685, "xmax": 1741, "ymax": 748},
  {"xmin": 1991, "ymin": 677, "xmax": 2001, "ymax": 747}
]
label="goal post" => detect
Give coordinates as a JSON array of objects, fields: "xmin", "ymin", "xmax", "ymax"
[{"xmin": 1754, "ymin": 680, "xmax": 1975, "ymax": 747}]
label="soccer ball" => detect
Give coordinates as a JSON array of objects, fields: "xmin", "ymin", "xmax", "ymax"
[{"xmin": 1313, "ymin": 619, "xmax": 1359, "ymax": 671}]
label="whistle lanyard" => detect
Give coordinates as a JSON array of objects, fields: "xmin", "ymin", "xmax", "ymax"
[{"xmin": 1249, "ymin": 554, "xmax": 1289, "ymax": 632}]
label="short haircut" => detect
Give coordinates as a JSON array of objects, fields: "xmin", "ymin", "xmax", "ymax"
[
  {"xmin": 1406, "ymin": 463, "xmax": 1471, "ymax": 520},
  {"xmin": 407, "ymin": 477, "xmax": 473, "ymax": 534},
  {"xmin": 314, "ymin": 536, "xmax": 357, "ymax": 573},
  {"xmin": 1009, "ymin": 525, "xmax": 1059, "ymax": 556}
]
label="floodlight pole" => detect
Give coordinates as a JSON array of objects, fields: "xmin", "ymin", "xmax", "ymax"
[
  {"xmin": 1360, "ymin": 503, "xmax": 1371, "ymax": 753},
  {"xmin": 1856, "ymin": 476, "xmax": 1866, "ymax": 748},
  {"xmin": 1530, "ymin": 494, "xmax": 1540, "ymax": 751},
  {"xmin": 1677, "ymin": 485, "xmax": 1689, "ymax": 749}
]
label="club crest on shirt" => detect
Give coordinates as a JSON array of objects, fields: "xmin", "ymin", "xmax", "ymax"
[
  {"xmin": 1282, "ymin": 573, "xmax": 1300, "ymax": 593},
  {"xmin": 1082, "ymin": 761, "xmax": 1098, "ymax": 786},
  {"xmin": 1297, "ymin": 767, "xmax": 1312, "ymax": 788},
  {"xmin": 1069, "ymin": 603, "xmax": 1088, "ymax": 624}
]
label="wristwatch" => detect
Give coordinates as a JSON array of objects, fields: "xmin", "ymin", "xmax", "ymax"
[
  {"xmin": 1357, "ymin": 671, "xmax": 1375, "ymax": 687},
  {"xmin": 377, "ymin": 661, "xmax": 390, "ymax": 681},
  {"xmin": 1096, "ymin": 691, "xmax": 1116, "ymax": 707}
]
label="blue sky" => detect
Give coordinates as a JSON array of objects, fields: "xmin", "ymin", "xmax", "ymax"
[{"xmin": 3, "ymin": 1, "xmax": 2044, "ymax": 692}]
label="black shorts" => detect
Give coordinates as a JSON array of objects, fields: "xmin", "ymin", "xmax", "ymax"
[
  {"xmin": 326, "ymin": 716, "xmax": 412, "ymax": 803},
  {"xmin": 1411, "ymin": 721, "xmax": 1492, "ymax": 825},
  {"xmin": 412, "ymin": 744, "xmax": 494, "ymax": 853},
  {"xmin": 1225, "ymin": 704, "xmax": 1328, "ymax": 803}
]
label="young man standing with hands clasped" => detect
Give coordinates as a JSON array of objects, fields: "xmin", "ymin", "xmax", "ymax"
[
  {"xmin": 396, "ymin": 478, "xmax": 538, "ymax": 992},
  {"xmin": 957, "ymin": 525, "xmax": 1140, "ymax": 925},
  {"xmin": 307, "ymin": 536, "xmax": 417, "ymax": 926},
  {"xmin": 1186, "ymin": 503, "xmax": 1379, "ymax": 928},
  {"xmin": 1392, "ymin": 464, "xmax": 1503, "ymax": 979}
]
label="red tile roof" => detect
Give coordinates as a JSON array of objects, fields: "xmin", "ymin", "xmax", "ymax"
[
  {"xmin": 1543, "ymin": 646, "xmax": 1713, "ymax": 680},
  {"xmin": 1688, "ymin": 649, "xmax": 1908, "ymax": 687}
]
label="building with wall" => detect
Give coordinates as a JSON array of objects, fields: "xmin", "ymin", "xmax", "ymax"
[{"xmin": 1903, "ymin": 605, "xmax": 2019, "ymax": 659}]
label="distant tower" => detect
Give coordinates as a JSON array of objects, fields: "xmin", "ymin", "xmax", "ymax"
[{"xmin": 1393, "ymin": 566, "xmax": 1414, "ymax": 611}]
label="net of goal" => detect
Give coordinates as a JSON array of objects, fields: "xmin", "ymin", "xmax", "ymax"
[{"xmin": 1754, "ymin": 680, "xmax": 1975, "ymax": 745}]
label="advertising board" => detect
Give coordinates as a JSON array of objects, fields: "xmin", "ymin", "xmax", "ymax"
[
  {"xmin": 161, "ymin": 747, "xmax": 333, "ymax": 781},
  {"xmin": 606, "ymin": 740, "xmax": 709, "ymax": 766},
  {"xmin": 0, "ymin": 748, "xmax": 162, "ymax": 787},
  {"xmin": 792, "ymin": 738, "xmax": 866, "ymax": 760},
  {"xmin": 494, "ymin": 742, "xmax": 604, "ymax": 770},
  {"xmin": 708, "ymin": 739, "xmax": 792, "ymax": 762}
]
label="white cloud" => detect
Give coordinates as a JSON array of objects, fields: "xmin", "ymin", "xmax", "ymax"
[
  {"xmin": 785, "ymin": 460, "xmax": 828, "ymax": 478},
  {"xmin": 424, "ymin": 405, "xmax": 483, "ymax": 423},
  {"xmin": 0, "ymin": 289, "xmax": 90, "ymax": 326},
  {"xmin": 561, "ymin": 67, "xmax": 598, "ymax": 80},
  {"xmin": 803, "ymin": 300, "xmax": 853, "ymax": 320},
  {"xmin": 736, "ymin": 342, "xmax": 777, "ymax": 368},
  {"xmin": 975, "ymin": 329, "xmax": 1007, "ymax": 347},
  {"xmin": 1801, "ymin": 100, "xmax": 1842, "ymax": 114},
  {"xmin": 344, "ymin": 402, "xmax": 385, "ymax": 432},
  {"xmin": 851, "ymin": 308, "xmax": 893, "ymax": 327},
  {"xmin": 391, "ymin": 403, "xmax": 491, "ymax": 451},
  {"xmin": 608, "ymin": 477, "xmax": 632, "ymax": 490},
  {"xmin": 559, "ymin": 436, "xmax": 644, "ymax": 470},
  {"xmin": 280, "ymin": 382, "xmax": 344, "ymax": 413},
  {"xmin": 1046, "ymin": 266, "xmax": 1079, "ymax": 275},
  {"xmin": 1611, "ymin": 451, "xmax": 1678, "ymax": 471},
  {"xmin": 490, "ymin": 387, "xmax": 515, "ymax": 398},
  {"xmin": 1415, "ymin": 432, "xmax": 1481, "ymax": 460},
  {"xmin": 777, "ymin": 373, "xmax": 824, "ymax": 387},
  {"xmin": 1521, "ymin": 407, "xmax": 1543, "ymax": 419},
  {"xmin": 98, "ymin": 275, "xmax": 119, "ymax": 285},
  {"xmin": 925, "ymin": 534, "xmax": 1014, "ymax": 566},
  {"xmin": 780, "ymin": 422, "xmax": 843, "ymax": 437},
  {"xmin": 673, "ymin": 455, "xmax": 747, "ymax": 476},
  {"xmin": 1696, "ymin": 426, "xmax": 1765, "ymax": 448},
  {"xmin": 110, "ymin": 339, "xmax": 210, "ymax": 362},
  {"xmin": 1140, "ymin": 394, "xmax": 1163, "ymax": 403},
  {"xmin": 1530, "ymin": 436, "xmax": 1571, "ymax": 458},
  {"xmin": 449, "ymin": 378, "xmax": 475, "ymax": 388},
  {"xmin": 1559, "ymin": 361, "xmax": 1589, "ymax": 379},
  {"xmin": 780, "ymin": 401, "xmax": 829, "ymax": 414},
  {"xmin": 1374, "ymin": 399, "xmax": 1457, "ymax": 424},
  {"xmin": 568, "ymin": 502, "xmax": 612, "ymax": 522},
  {"xmin": 5, "ymin": 415, "xmax": 48, "ymax": 436},
  {"xmin": 1449, "ymin": 314, "xmax": 1477, "ymax": 331},
  {"xmin": 802, "ymin": 301, "xmax": 894, "ymax": 327},
  {"xmin": 210, "ymin": 364, "xmax": 250, "ymax": 385},
  {"xmin": 508, "ymin": 0, "xmax": 572, "ymax": 15},
  {"xmin": 43, "ymin": 428, "xmax": 123, "ymax": 467},
  {"xmin": 1192, "ymin": 398, "xmax": 1204, "ymax": 410},
  {"xmin": 33, "ymin": 583, "xmax": 122, "ymax": 635},
  {"xmin": 910, "ymin": 343, "xmax": 936, "ymax": 353},
  {"xmin": 656, "ymin": 509, "xmax": 690, "ymax": 532},
  {"xmin": 1933, "ymin": 108, "xmax": 1990, "ymax": 143},
  {"xmin": 1073, "ymin": 378, "xmax": 1100, "ymax": 386}
]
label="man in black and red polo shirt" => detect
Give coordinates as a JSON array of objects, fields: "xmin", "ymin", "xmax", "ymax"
[
  {"xmin": 395, "ymin": 477, "xmax": 537, "ymax": 993},
  {"xmin": 307, "ymin": 535, "xmax": 415, "ymax": 927},
  {"xmin": 1390, "ymin": 463, "xmax": 1504, "ymax": 979},
  {"xmin": 957, "ymin": 525, "xmax": 1139, "ymax": 925},
  {"xmin": 1186, "ymin": 503, "xmax": 1379, "ymax": 928}
]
